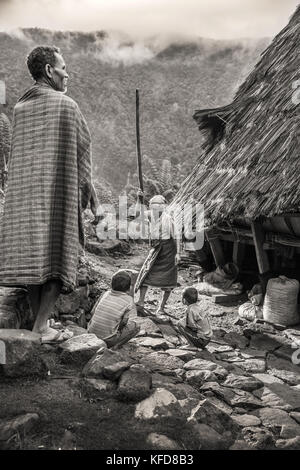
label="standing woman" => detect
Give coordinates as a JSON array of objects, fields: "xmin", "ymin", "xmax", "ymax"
[{"xmin": 135, "ymin": 193, "xmax": 181, "ymax": 315}]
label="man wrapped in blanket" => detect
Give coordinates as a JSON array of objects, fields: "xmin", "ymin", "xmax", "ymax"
[{"xmin": 0, "ymin": 46, "xmax": 98, "ymax": 343}]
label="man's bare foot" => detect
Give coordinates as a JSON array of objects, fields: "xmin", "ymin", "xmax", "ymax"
[
  {"xmin": 135, "ymin": 303, "xmax": 148, "ymax": 317},
  {"xmin": 38, "ymin": 326, "xmax": 73, "ymax": 344}
]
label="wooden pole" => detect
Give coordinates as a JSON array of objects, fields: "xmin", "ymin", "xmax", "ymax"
[
  {"xmin": 205, "ymin": 229, "xmax": 225, "ymax": 267},
  {"xmin": 136, "ymin": 89, "xmax": 144, "ymax": 196},
  {"xmin": 233, "ymin": 241, "xmax": 245, "ymax": 268},
  {"xmin": 135, "ymin": 89, "xmax": 146, "ymax": 238},
  {"xmin": 251, "ymin": 221, "xmax": 270, "ymax": 275}
]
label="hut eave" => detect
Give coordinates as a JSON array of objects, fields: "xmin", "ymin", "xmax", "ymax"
[{"xmin": 193, "ymin": 103, "xmax": 234, "ymax": 150}]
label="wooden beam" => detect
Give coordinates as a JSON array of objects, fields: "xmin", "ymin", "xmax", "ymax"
[
  {"xmin": 213, "ymin": 293, "xmax": 247, "ymax": 304},
  {"xmin": 218, "ymin": 223, "xmax": 300, "ymax": 248},
  {"xmin": 216, "ymin": 230, "xmax": 273, "ymax": 249},
  {"xmin": 251, "ymin": 221, "xmax": 270, "ymax": 274},
  {"xmin": 205, "ymin": 230, "xmax": 225, "ymax": 267},
  {"xmin": 233, "ymin": 241, "xmax": 245, "ymax": 268},
  {"xmin": 218, "ymin": 232, "xmax": 254, "ymax": 245}
]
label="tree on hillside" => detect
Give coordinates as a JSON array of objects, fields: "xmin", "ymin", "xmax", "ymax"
[
  {"xmin": 125, "ymin": 155, "xmax": 181, "ymax": 204},
  {"xmin": 0, "ymin": 112, "xmax": 11, "ymax": 190},
  {"xmin": 0, "ymin": 28, "xmax": 269, "ymax": 191}
]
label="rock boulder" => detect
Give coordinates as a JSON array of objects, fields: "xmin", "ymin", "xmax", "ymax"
[
  {"xmin": 0, "ymin": 329, "xmax": 47, "ymax": 378},
  {"xmin": 82, "ymin": 348, "xmax": 132, "ymax": 377},
  {"xmin": 117, "ymin": 365, "xmax": 152, "ymax": 402},
  {"xmin": 59, "ymin": 334, "xmax": 106, "ymax": 365}
]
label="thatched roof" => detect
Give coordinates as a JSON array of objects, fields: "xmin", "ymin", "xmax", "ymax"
[{"xmin": 172, "ymin": 6, "xmax": 300, "ymax": 225}]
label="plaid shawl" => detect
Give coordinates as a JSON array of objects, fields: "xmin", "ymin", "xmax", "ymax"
[{"xmin": 0, "ymin": 83, "xmax": 92, "ymax": 291}]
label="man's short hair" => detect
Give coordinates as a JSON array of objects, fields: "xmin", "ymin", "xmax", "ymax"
[
  {"xmin": 26, "ymin": 46, "xmax": 61, "ymax": 81},
  {"xmin": 111, "ymin": 270, "xmax": 131, "ymax": 292},
  {"xmin": 182, "ymin": 287, "xmax": 198, "ymax": 305}
]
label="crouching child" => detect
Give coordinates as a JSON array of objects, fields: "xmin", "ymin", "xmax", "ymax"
[
  {"xmin": 88, "ymin": 270, "xmax": 140, "ymax": 348},
  {"xmin": 153, "ymin": 287, "xmax": 212, "ymax": 349}
]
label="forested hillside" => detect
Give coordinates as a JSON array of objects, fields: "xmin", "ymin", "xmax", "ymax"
[{"xmin": 0, "ymin": 29, "xmax": 269, "ymax": 191}]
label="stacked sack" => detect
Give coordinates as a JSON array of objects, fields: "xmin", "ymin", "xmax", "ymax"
[{"xmin": 263, "ymin": 276, "xmax": 299, "ymax": 327}]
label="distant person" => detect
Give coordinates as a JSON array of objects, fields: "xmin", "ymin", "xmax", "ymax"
[
  {"xmin": 88, "ymin": 270, "xmax": 140, "ymax": 348},
  {"xmin": 134, "ymin": 191, "xmax": 181, "ymax": 315},
  {"xmin": 0, "ymin": 46, "xmax": 98, "ymax": 343},
  {"xmin": 153, "ymin": 287, "xmax": 212, "ymax": 349}
]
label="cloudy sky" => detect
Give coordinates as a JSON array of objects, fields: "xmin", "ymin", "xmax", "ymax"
[{"xmin": 0, "ymin": 0, "xmax": 299, "ymax": 39}]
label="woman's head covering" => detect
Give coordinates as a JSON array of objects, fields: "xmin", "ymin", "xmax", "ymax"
[{"xmin": 149, "ymin": 195, "xmax": 166, "ymax": 205}]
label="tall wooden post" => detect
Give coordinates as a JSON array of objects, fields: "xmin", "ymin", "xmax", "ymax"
[
  {"xmin": 251, "ymin": 220, "xmax": 270, "ymax": 292},
  {"xmin": 205, "ymin": 229, "xmax": 225, "ymax": 267},
  {"xmin": 135, "ymin": 89, "xmax": 146, "ymax": 238},
  {"xmin": 251, "ymin": 221, "xmax": 270, "ymax": 274},
  {"xmin": 136, "ymin": 89, "xmax": 144, "ymax": 194},
  {"xmin": 233, "ymin": 241, "xmax": 245, "ymax": 268}
]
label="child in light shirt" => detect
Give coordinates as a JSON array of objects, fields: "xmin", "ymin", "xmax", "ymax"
[
  {"xmin": 88, "ymin": 270, "xmax": 140, "ymax": 348},
  {"xmin": 153, "ymin": 287, "xmax": 212, "ymax": 349}
]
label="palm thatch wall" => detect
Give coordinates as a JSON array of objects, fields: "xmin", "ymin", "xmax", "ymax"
[{"xmin": 172, "ymin": 5, "xmax": 300, "ymax": 227}]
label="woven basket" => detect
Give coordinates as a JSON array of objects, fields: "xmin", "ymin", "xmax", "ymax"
[{"xmin": 263, "ymin": 276, "xmax": 300, "ymax": 326}]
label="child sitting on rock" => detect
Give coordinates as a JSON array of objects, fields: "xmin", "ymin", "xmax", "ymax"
[
  {"xmin": 88, "ymin": 270, "xmax": 140, "ymax": 348},
  {"xmin": 153, "ymin": 287, "xmax": 212, "ymax": 349}
]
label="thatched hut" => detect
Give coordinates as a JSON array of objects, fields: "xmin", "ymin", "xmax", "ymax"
[{"xmin": 172, "ymin": 6, "xmax": 300, "ymax": 283}]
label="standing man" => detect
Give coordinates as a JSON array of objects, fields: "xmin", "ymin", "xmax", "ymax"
[{"xmin": 0, "ymin": 46, "xmax": 98, "ymax": 343}]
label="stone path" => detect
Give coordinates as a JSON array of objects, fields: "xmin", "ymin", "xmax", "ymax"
[{"xmin": 1, "ymin": 308, "xmax": 300, "ymax": 449}]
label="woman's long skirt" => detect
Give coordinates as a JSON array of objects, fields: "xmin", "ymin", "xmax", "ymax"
[{"xmin": 141, "ymin": 238, "xmax": 177, "ymax": 289}]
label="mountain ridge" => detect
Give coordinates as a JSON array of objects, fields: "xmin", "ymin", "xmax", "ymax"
[{"xmin": 0, "ymin": 28, "xmax": 270, "ymax": 190}]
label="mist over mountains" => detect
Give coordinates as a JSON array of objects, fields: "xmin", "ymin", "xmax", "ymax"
[{"xmin": 0, "ymin": 28, "xmax": 270, "ymax": 190}]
